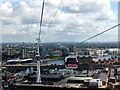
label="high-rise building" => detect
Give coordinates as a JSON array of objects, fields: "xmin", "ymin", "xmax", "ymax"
[{"xmin": 22, "ymin": 46, "xmax": 27, "ymax": 59}]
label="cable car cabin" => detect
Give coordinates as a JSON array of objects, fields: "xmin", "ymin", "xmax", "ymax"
[{"xmin": 65, "ymin": 56, "xmax": 78, "ymax": 69}]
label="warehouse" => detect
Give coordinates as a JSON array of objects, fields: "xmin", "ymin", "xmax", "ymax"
[{"xmin": 26, "ymin": 73, "xmax": 64, "ymax": 83}]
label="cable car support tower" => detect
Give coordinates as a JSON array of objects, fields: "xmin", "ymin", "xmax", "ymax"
[{"xmin": 36, "ymin": 0, "xmax": 45, "ymax": 83}]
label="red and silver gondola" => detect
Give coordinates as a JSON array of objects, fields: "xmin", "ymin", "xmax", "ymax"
[{"xmin": 65, "ymin": 55, "xmax": 78, "ymax": 69}]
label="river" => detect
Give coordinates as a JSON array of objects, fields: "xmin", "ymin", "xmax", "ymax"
[{"xmin": 44, "ymin": 55, "xmax": 119, "ymax": 65}]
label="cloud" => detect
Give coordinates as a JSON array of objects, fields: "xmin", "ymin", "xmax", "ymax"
[
  {"xmin": 62, "ymin": 0, "xmax": 102, "ymax": 13},
  {"xmin": 1, "ymin": 0, "xmax": 118, "ymax": 42},
  {"xmin": 0, "ymin": 2, "xmax": 13, "ymax": 17}
]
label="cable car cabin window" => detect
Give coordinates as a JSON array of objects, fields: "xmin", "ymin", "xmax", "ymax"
[{"xmin": 65, "ymin": 58, "xmax": 78, "ymax": 64}]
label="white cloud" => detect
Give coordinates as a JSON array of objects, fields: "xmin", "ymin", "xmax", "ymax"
[
  {"xmin": 1, "ymin": 0, "xmax": 118, "ymax": 42},
  {"xmin": 0, "ymin": 2, "xmax": 13, "ymax": 17}
]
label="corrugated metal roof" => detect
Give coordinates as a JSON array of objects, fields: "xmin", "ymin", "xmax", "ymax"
[
  {"xmin": 67, "ymin": 77, "xmax": 92, "ymax": 81},
  {"xmin": 75, "ymin": 73, "xmax": 88, "ymax": 77}
]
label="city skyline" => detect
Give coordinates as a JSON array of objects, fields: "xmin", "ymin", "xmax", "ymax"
[{"xmin": 1, "ymin": 0, "xmax": 119, "ymax": 43}]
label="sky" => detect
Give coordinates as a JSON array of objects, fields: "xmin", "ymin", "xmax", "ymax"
[{"xmin": 0, "ymin": 0, "xmax": 119, "ymax": 43}]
